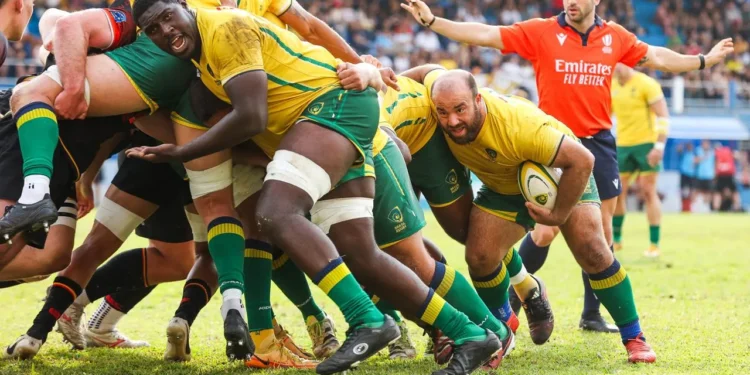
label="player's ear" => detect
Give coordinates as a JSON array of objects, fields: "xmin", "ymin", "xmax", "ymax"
[
  {"xmin": 475, "ymin": 93, "xmax": 482, "ymax": 106},
  {"xmin": 14, "ymin": 0, "xmax": 24, "ymax": 12}
]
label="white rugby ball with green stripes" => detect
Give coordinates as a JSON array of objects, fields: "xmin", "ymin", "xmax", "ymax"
[{"xmin": 518, "ymin": 161, "xmax": 562, "ymax": 210}]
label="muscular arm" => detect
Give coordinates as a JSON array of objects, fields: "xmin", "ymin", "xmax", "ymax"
[
  {"xmin": 176, "ymin": 71, "xmax": 268, "ymax": 162},
  {"xmin": 401, "ymin": 0, "xmax": 502, "ymax": 49},
  {"xmin": 400, "ymin": 64, "xmax": 445, "ymax": 84},
  {"xmin": 52, "ymin": 10, "xmax": 115, "ymax": 98},
  {"xmin": 547, "ymin": 137, "xmax": 595, "ymax": 223},
  {"xmin": 382, "ymin": 126, "xmax": 412, "ymax": 164},
  {"xmin": 280, "ymin": 2, "xmax": 361, "ymax": 63},
  {"xmin": 82, "ymin": 132, "xmax": 127, "ymax": 180},
  {"xmin": 639, "ymin": 38, "xmax": 733, "ymax": 72}
]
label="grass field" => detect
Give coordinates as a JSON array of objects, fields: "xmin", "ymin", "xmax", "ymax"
[{"xmin": 0, "ymin": 211, "xmax": 749, "ymax": 375}]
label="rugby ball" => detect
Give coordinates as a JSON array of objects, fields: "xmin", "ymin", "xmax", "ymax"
[{"xmin": 518, "ymin": 161, "xmax": 562, "ymax": 209}]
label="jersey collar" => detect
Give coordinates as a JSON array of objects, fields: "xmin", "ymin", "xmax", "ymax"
[{"xmin": 556, "ymin": 12, "xmax": 604, "ymax": 46}]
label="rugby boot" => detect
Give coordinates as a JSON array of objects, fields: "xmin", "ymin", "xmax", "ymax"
[
  {"xmin": 85, "ymin": 328, "xmax": 149, "ymax": 348},
  {"xmin": 427, "ymin": 328, "xmax": 454, "ymax": 365},
  {"xmin": 482, "ymin": 321, "xmax": 516, "ymax": 370},
  {"xmin": 520, "ymin": 275, "xmax": 554, "ymax": 345},
  {"xmin": 56, "ymin": 302, "xmax": 86, "ymax": 350},
  {"xmin": 388, "ymin": 320, "xmax": 416, "ymax": 360},
  {"xmin": 431, "ymin": 330, "xmax": 501, "ymax": 375},
  {"xmin": 306, "ymin": 314, "xmax": 340, "ymax": 359},
  {"xmin": 224, "ymin": 309, "xmax": 254, "ymax": 362},
  {"xmin": 316, "ymin": 315, "xmax": 401, "ymax": 375},
  {"xmin": 245, "ymin": 332, "xmax": 318, "ymax": 369},
  {"xmin": 274, "ymin": 320, "xmax": 314, "ymax": 360},
  {"xmin": 508, "ymin": 287, "xmax": 522, "ymax": 316},
  {"xmin": 644, "ymin": 245, "xmax": 660, "ymax": 258},
  {"xmin": 3, "ymin": 335, "xmax": 43, "ymax": 360},
  {"xmin": 164, "ymin": 317, "xmax": 191, "ymax": 362},
  {"xmin": 625, "ymin": 333, "xmax": 656, "ymax": 363},
  {"xmin": 22, "ymin": 227, "xmax": 47, "ymax": 249},
  {"xmin": 0, "ymin": 195, "xmax": 57, "ymax": 245},
  {"xmin": 579, "ymin": 313, "xmax": 619, "ymax": 333}
]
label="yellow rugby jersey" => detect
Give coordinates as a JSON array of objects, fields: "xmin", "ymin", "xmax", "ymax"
[
  {"xmin": 236, "ymin": 0, "xmax": 292, "ymax": 28},
  {"xmin": 611, "ymin": 71, "xmax": 665, "ymax": 147},
  {"xmin": 192, "ymin": 8, "xmax": 340, "ymax": 156},
  {"xmin": 372, "ymin": 128, "xmax": 389, "ymax": 156},
  {"xmin": 424, "ymin": 70, "xmax": 577, "ymax": 195},
  {"xmin": 378, "ymin": 76, "xmax": 438, "ymax": 155}
]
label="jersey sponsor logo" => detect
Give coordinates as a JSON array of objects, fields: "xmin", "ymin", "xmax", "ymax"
[
  {"xmin": 308, "ymin": 102, "xmax": 324, "ymax": 115},
  {"xmin": 556, "ymin": 33, "xmax": 567, "ymax": 46},
  {"xmin": 485, "ymin": 148, "xmax": 497, "ymax": 161},
  {"xmin": 555, "ymin": 59, "xmax": 612, "ymax": 87},
  {"xmin": 602, "ymin": 34, "xmax": 613, "ymax": 54},
  {"xmin": 110, "ymin": 9, "xmax": 127, "ymax": 23}
]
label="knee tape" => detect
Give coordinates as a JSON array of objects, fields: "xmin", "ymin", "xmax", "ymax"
[
  {"xmin": 43, "ymin": 66, "xmax": 91, "ymax": 105},
  {"xmin": 310, "ymin": 198, "xmax": 373, "ymax": 234},
  {"xmin": 95, "ymin": 197, "xmax": 145, "ymax": 242},
  {"xmin": 51, "ymin": 197, "xmax": 77, "ymax": 230},
  {"xmin": 265, "ymin": 150, "xmax": 331, "ymax": 204},
  {"xmin": 186, "ymin": 159, "xmax": 233, "ymax": 199},
  {"xmin": 232, "ymin": 164, "xmax": 264, "ymax": 207},
  {"xmin": 185, "ymin": 209, "xmax": 207, "ymax": 243}
]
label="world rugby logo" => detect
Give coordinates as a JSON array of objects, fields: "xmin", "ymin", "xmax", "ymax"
[{"xmin": 602, "ymin": 34, "xmax": 613, "ymax": 54}]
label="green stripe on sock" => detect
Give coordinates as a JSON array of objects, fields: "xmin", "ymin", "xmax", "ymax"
[
  {"xmin": 613, "ymin": 215, "xmax": 624, "ymax": 243},
  {"xmin": 649, "ymin": 225, "xmax": 660, "ymax": 246},
  {"xmin": 207, "ymin": 218, "xmax": 246, "ymax": 294},
  {"xmin": 419, "ymin": 290, "xmax": 486, "ymax": 346},
  {"xmin": 502, "ymin": 248, "xmax": 524, "ymax": 280},
  {"xmin": 471, "ymin": 263, "xmax": 510, "ymax": 314},
  {"xmin": 589, "ymin": 260, "xmax": 639, "ymax": 326},
  {"xmin": 272, "ymin": 253, "xmax": 326, "ymax": 322},
  {"xmin": 314, "ymin": 258, "xmax": 383, "ymax": 328},
  {"xmin": 17, "ymin": 103, "xmax": 58, "ymax": 178},
  {"xmin": 244, "ymin": 240, "xmax": 273, "ymax": 332},
  {"xmin": 432, "ymin": 263, "xmax": 508, "ymax": 340}
]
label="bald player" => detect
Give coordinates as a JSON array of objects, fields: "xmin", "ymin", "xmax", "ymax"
[{"xmin": 0, "ymin": 0, "xmax": 33, "ymax": 42}]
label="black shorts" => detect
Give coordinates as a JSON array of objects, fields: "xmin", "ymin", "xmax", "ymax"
[
  {"xmin": 0, "ymin": 113, "xmax": 76, "ymax": 208},
  {"xmin": 715, "ymin": 175, "xmax": 736, "ymax": 193},
  {"xmin": 580, "ymin": 130, "xmax": 621, "ymax": 200},
  {"xmin": 111, "ymin": 134, "xmax": 192, "ymax": 243},
  {"xmin": 694, "ymin": 178, "xmax": 713, "ymax": 192}
]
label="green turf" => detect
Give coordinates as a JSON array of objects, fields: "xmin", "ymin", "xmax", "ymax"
[{"xmin": 1, "ymin": 212, "xmax": 749, "ymax": 374}]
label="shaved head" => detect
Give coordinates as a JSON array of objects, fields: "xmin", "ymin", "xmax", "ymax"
[{"xmin": 431, "ymin": 70, "xmax": 484, "ymax": 145}]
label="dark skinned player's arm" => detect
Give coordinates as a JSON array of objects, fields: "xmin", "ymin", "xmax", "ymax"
[
  {"xmin": 51, "ymin": 10, "xmax": 118, "ymax": 100},
  {"xmin": 80, "ymin": 132, "xmax": 128, "ymax": 183},
  {"xmin": 546, "ymin": 137, "xmax": 595, "ymax": 223},
  {"xmin": 400, "ymin": 64, "xmax": 446, "ymax": 84},
  {"xmin": 279, "ymin": 2, "xmax": 362, "ymax": 64},
  {"xmin": 176, "ymin": 71, "xmax": 268, "ymax": 162},
  {"xmin": 381, "ymin": 125, "xmax": 412, "ymax": 164}
]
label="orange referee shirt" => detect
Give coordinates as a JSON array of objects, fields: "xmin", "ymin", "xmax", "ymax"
[{"xmin": 499, "ymin": 13, "xmax": 648, "ymax": 137}]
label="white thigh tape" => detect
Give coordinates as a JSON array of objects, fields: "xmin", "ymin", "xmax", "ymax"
[
  {"xmin": 52, "ymin": 197, "xmax": 77, "ymax": 229},
  {"xmin": 232, "ymin": 164, "xmax": 265, "ymax": 207},
  {"xmin": 95, "ymin": 197, "xmax": 145, "ymax": 242},
  {"xmin": 264, "ymin": 150, "xmax": 331, "ymax": 203},
  {"xmin": 310, "ymin": 198, "xmax": 373, "ymax": 234},
  {"xmin": 185, "ymin": 209, "xmax": 207, "ymax": 243},
  {"xmin": 42, "ymin": 66, "xmax": 91, "ymax": 105},
  {"xmin": 186, "ymin": 159, "xmax": 233, "ymax": 199}
]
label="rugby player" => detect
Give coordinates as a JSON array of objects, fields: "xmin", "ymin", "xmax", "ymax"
[
  {"xmin": 402, "ymin": 0, "xmax": 732, "ymax": 339},
  {"xmin": 611, "ymin": 63, "xmax": 669, "ymax": 257},
  {"xmin": 130, "ymin": 2, "xmax": 505, "ymax": 373},
  {"xmin": 0, "ymin": 0, "xmax": 33, "ymax": 41}
]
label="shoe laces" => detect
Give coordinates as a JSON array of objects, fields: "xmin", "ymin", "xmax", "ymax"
[
  {"xmin": 522, "ymin": 288, "xmax": 551, "ymax": 320},
  {"xmin": 625, "ymin": 334, "xmax": 650, "ymax": 351}
]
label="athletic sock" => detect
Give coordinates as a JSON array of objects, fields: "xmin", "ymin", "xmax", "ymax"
[
  {"xmin": 272, "ymin": 252, "xmax": 325, "ymax": 322},
  {"xmin": 649, "ymin": 225, "xmax": 660, "ymax": 247},
  {"xmin": 613, "ymin": 215, "xmax": 624, "ymax": 244},
  {"xmin": 581, "ymin": 245, "xmax": 614, "ymax": 318},
  {"xmin": 471, "ymin": 263, "xmax": 511, "ymax": 321},
  {"xmin": 0, "ymin": 280, "xmax": 24, "ymax": 289},
  {"xmin": 418, "ymin": 289, "xmax": 487, "ymax": 345},
  {"xmin": 431, "ymin": 262, "xmax": 508, "ymax": 340},
  {"xmin": 207, "ymin": 217, "xmax": 245, "ymax": 295},
  {"xmin": 27, "ymin": 276, "xmax": 82, "ymax": 341},
  {"xmin": 504, "ymin": 248, "xmax": 536, "ymax": 300},
  {"xmin": 88, "ymin": 288, "xmax": 155, "ymax": 333},
  {"xmin": 518, "ymin": 234, "xmax": 550, "ymax": 274},
  {"xmin": 586, "ymin": 259, "xmax": 642, "ymax": 343},
  {"xmin": 85, "ymin": 248, "xmax": 149, "ymax": 301},
  {"xmin": 243, "ymin": 239, "xmax": 273, "ymax": 334},
  {"xmin": 16, "ymin": 102, "xmax": 57, "ymax": 203},
  {"xmin": 312, "ymin": 257, "xmax": 383, "ymax": 328},
  {"xmin": 368, "ymin": 294, "xmax": 402, "ymax": 323},
  {"xmin": 174, "ymin": 278, "xmax": 212, "ymax": 326}
]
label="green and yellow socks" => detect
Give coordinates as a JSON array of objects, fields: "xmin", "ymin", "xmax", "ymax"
[
  {"xmin": 272, "ymin": 252, "xmax": 326, "ymax": 323},
  {"xmin": 586, "ymin": 259, "xmax": 643, "ymax": 343},
  {"xmin": 417, "ymin": 289, "xmax": 487, "ymax": 345},
  {"xmin": 312, "ymin": 257, "xmax": 383, "ymax": 328},
  {"xmin": 430, "ymin": 262, "xmax": 509, "ymax": 340},
  {"xmin": 244, "ymin": 239, "xmax": 274, "ymax": 347},
  {"xmin": 613, "ymin": 215, "xmax": 624, "ymax": 245},
  {"xmin": 504, "ymin": 248, "xmax": 538, "ymax": 300},
  {"xmin": 15, "ymin": 102, "xmax": 58, "ymax": 204},
  {"xmin": 207, "ymin": 217, "xmax": 246, "ymax": 319},
  {"xmin": 649, "ymin": 225, "xmax": 660, "ymax": 248},
  {"xmin": 471, "ymin": 262, "xmax": 511, "ymax": 322}
]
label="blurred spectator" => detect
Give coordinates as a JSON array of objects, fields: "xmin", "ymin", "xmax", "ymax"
[
  {"xmin": 694, "ymin": 139, "xmax": 716, "ymax": 208},
  {"xmin": 678, "ymin": 142, "xmax": 697, "ymax": 212}
]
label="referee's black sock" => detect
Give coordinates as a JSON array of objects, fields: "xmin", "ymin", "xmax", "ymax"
[
  {"xmin": 85, "ymin": 248, "xmax": 149, "ymax": 302},
  {"xmin": 27, "ymin": 276, "xmax": 82, "ymax": 341}
]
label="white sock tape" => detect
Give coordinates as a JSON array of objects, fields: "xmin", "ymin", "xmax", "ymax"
[
  {"xmin": 310, "ymin": 197, "xmax": 373, "ymax": 234},
  {"xmin": 52, "ymin": 197, "xmax": 77, "ymax": 229},
  {"xmin": 510, "ymin": 266, "xmax": 529, "ymax": 285},
  {"xmin": 264, "ymin": 150, "xmax": 331, "ymax": 204},
  {"xmin": 186, "ymin": 159, "xmax": 233, "ymax": 200},
  {"xmin": 95, "ymin": 197, "xmax": 145, "ymax": 242}
]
